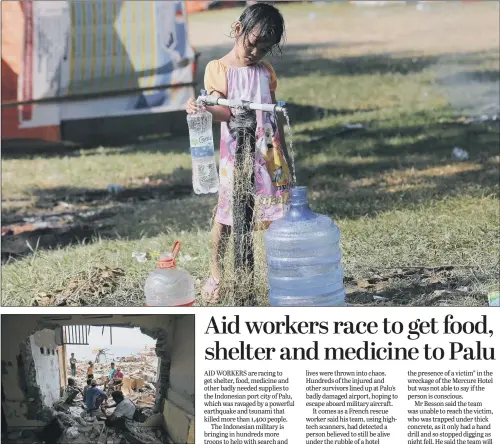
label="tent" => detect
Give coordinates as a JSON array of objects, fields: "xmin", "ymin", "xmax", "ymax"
[
  {"xmin": 1, "ymin": 1, "xmax": 60, "ymax": 140},
  {"xmin": 186, "ymin": 1, "xmax": 242, "ymax": 13},
  {"xmin": 1, "ymin": 1, "xmax": 196, "ymax": 143},
  {"xmin": 186, "ymin": 1, "xmax": 214, "ymax": 13}
]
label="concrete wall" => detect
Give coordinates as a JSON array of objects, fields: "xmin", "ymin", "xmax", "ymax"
[
  {"xmin": 164, "ymin": 315, "xmax": 195, "ymax": 444},
  {"xmin": 168, "ymin": 315, "xmax": 195, "ymax": 415},
  {"xmin": 1, "ymin": 316, "xmax": 46, "ymax": 428},
  {"xmin": 29, "ymin": 330, "xmax": 61, "ymax": 407}
]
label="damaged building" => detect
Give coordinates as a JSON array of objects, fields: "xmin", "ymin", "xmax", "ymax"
[{"xmin": 1, "ymin": 314, "xmax": 195, "ymax": 444}]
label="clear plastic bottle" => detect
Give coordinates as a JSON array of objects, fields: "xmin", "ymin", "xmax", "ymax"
[
  {"xmin": 186, "ymin": 92, "xmax": 219, "ymax": 194},
  {"xmin": 264, "ymin": 187, "xmax": 346, "ymax": 306},
  {"xmin": 144, "ymin": 242, "xmax": 195, "ymax": 306}
]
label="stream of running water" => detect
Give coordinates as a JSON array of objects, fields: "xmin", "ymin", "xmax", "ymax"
[{"xmin": 282, "ymin": 109, "xmax": 296, "ymax": 185}]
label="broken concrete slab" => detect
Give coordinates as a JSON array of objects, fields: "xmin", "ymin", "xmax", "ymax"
[
  {"xmin": 36, "ymin": 418, "xmax": 64, "ymax": 443},
  {"xmin": 66, "ymin": 426, "xmax": 80, "ymax": 439},
  {"xmin": 4, "ymin": 430, "xmax": 41, "ymax": 444},
  {"xmin": 141, "ymin": 373, "xmax": 155, "ymax": 383},
  {"xmin": 163, "ymin": 399, "xmax": 195, "ymax": 444},
  {"xmin": 136, "ymin": 395, "xmax": 155, "ymax": 408},
  {"xmin": 132, "ymin": 378, "xmax": 145, "ymax": 390},
  {"xmin": 143, "ymin": 413, "xmax": 164, "ymax": 428},
  {"xmin": 77, "ymin": 425, "xmax": 94, "ymax": 433},
  {"xmin": 122, "ymin": 377, "xmax": 133, "ymax": 393},
  {"xmin": 124, "ymin": 421, "xmax": 166, "ymax": 444}
]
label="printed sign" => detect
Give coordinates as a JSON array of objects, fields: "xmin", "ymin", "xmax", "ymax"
[{"xmin": 19, "ymin": 1, "xmax": 195, "ymax": 127}]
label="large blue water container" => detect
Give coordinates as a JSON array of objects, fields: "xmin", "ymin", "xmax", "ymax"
[{"xmin": 264, "ymin": 186, "xmax": 346, "ymax": 306}]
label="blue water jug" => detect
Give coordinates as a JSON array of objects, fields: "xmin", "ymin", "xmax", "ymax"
[{"xmin": 264, "ymin": 186, "xmax": 346, "ymax": 306}]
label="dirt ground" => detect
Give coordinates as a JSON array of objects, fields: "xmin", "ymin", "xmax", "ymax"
[{"xmin": 188, "ymin": 2, "xmax": 499, "ymax": 55}]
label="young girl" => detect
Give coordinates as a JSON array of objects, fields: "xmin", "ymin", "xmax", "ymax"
[{"xmin": 186, "ymin": 3, "xmax": 292, "ymax": 303}]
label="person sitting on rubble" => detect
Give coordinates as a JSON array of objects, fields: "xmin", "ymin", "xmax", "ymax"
[
  {"xmin": 104, "ymin": 362, "xmax": 117, "ymax": 389},
  {"xmin": 101, "ymin": 391, "xmax": 136, "ymax": 430},
  {"xmin": 83, "ymin": 378, "xmax": 92, "ymax": 404},
  {"xmin": 54, "ymin": 378, "xmax": 82, "ymax": 410},
  {"xmin": 110, "ymin": 367, "xmax": 124, "ymax": 391},
  {"xmin": 64, "ymin": 378, "xmax": 82, "ymax": 404},
  {"xmin": 85, "ymin": 379, "xmax": 108, "ymax": 412}
]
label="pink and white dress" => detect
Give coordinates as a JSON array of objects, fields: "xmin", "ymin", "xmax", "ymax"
[{"xmin": 204, "ymin": 59, "xmax": 292, "ymax": 226}]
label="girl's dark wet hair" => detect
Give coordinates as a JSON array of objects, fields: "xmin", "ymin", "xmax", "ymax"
[{"xmin": 231, "ymin": 3, "xmax": 285, "ymax": 56}]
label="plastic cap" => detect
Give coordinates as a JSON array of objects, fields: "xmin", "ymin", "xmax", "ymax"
[
  {"xmin": 158, "ymin": 241, "xmax": 182, "ymax": 269},
  {"xmin": 159, "ymin": 253, "xmax": 175, "ymax": 268}
]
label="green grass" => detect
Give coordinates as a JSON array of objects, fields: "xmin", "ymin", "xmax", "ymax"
[{"xmin": 2, "ymin": 2, "xmax": 499, "ymax": 306}]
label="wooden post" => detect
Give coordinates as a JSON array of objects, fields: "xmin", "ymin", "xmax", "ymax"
[{"xmin": 57, "ymin": 343, "xmax": 67, "ymax": 397}]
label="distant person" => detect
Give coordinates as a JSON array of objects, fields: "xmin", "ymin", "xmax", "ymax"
[
  {"xmin": 87, "ymin": 361, "xmax": 94, "ymax": 380},
  {"xmin": 185, "ymin": 2, "xmax": 291, "ymax": 304},
  {"xmin": 101, "ymin": 391, "xmax": 136, "ymax": 430},
  {"xmin": 109, "ymin": 362, "xmax": 117, "ymax": 378},
  {"xmin": 85, "ymin": 380, "xmax": 107, "ymax": 412},
  {"xmin": 104, "ymin": 362, "xmax": 117, "ymax": 389},
  {"xmin": 95, "ymin": 348, "xmax": 106, "ymax": 363},
  {"xmin": 69, "ymin": 353, "xmax": 77, "ymax": 377}
]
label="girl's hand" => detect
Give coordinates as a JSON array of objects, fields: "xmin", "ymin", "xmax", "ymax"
[{"xmin": 185, "ymin": 97, "xmax": 205, "ymax": 114}]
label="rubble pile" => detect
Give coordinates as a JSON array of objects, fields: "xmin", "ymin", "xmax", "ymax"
[
  {"xmin": 5, "ymin": 429, "xmax": 44, "ymax": 444},
  {"xmin": 27, "ymin": 350, "xmax": 167, "ymax": 443},
  {"xmin": 67, "ymin": 350, "xmax": 158, "ymax": 409},
  {"xmin": 123, "ymin": 421, "xmax": 172, "ymax": 444},
  {"xmin": 36, "ymin": 394, "xmax": 166, "ymax": 444},
  {"xmin": 47, "ymin": 409, "xmax": 169, "ymax": 444}
]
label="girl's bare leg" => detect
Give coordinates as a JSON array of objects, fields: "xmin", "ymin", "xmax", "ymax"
[
  {"xmin": 203, "ymin": 219, "xmax": 272, "ymax": 303},
  {"xmin": 211, "ymin": 222, "xmax": 231, "ymax": 281},
  {"xmin": 202, "ymin": 222, "xmax": 231, "ymax": 303}
]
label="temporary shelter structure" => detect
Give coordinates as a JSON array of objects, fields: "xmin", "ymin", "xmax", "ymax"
[{"xmin": 2, "ymin": 1, "xmax": 197, "ymax": 143}]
